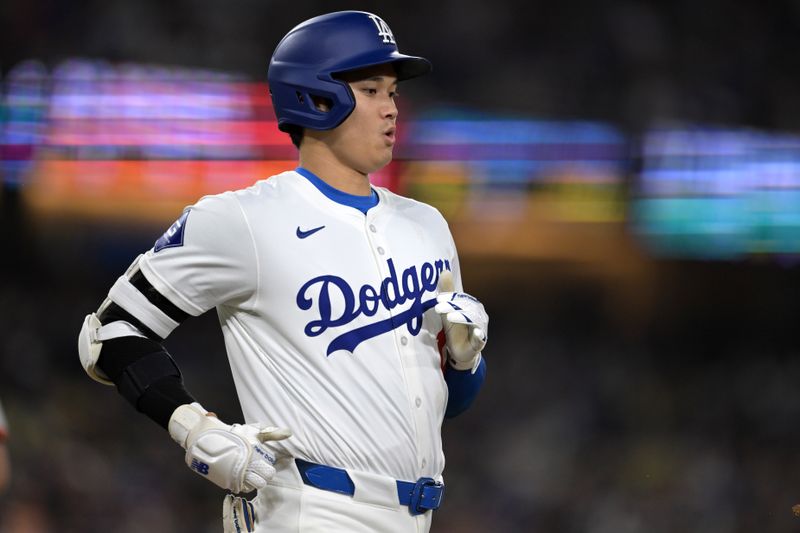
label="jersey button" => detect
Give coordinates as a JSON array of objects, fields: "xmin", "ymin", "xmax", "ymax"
[
  {"xmin": 377, "ymin": 246, "xmax": 385, "ymax": 255},
  {"xmin": 369, "ymin": 224, "xmax": 377, "ymax": 233},
  {"xmin": 400, "ymin": 336, "xmax": 408, "ymax": 346},
  {"xmin": 415, "ymin": 397, "xmax": 422, "ymax": 407}
]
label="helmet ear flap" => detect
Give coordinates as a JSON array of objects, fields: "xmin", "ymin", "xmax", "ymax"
[
  {"xmin": 272, "ymin": 78, "xmax": 355, "ymax": 133},
  {"xmin": 295, "ymin": 91, "xmax": 333, "ymax": 111}
]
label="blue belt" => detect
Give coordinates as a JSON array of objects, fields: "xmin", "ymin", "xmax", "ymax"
[{"xmin": 295, "ymin": 459, "xmax": 444, "ymax": 516}]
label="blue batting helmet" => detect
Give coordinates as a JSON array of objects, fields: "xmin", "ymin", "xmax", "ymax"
[{"xmin": 267, "ymin": 11, "xmax": 431, "ymax": 132}]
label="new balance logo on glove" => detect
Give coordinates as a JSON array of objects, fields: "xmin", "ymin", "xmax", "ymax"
[{"xmin": 191, "ymin": 458, "xmax": 210, "ymax": 475}]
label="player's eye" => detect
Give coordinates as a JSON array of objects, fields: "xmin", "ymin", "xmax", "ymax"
[{"xmin": 361, "ymin": 87, "xmax": 378, "ymax": 96}]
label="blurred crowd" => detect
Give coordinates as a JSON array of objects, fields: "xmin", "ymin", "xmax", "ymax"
[{"xmin": 3, "ymin": 0, "xmax": 800, "ymax": 131}]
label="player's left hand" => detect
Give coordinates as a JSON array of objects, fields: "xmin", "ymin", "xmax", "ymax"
[
  {"xmin": 223, "ymin": 493, "xmax": 257, "ymax": 533},
  {"xmin": 435, "ymin": 271, "xmax": 488, "ymax": 372}
]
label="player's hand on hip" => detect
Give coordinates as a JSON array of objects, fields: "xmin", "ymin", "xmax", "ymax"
[
  {"xmin": 435, "ymin": 271, "xmax": 489, "ymax": 372},
  {"xmin": 168, "ymin": 402, "xmax": 291, "ymax": 494}
]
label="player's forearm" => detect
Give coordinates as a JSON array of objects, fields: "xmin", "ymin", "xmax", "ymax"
[
  {"xmin": 97, "ymin": 336, "xmax": 196, "ymax": 429},
  {"xmin": 443, "ymin": 356, "xmax": 486, "ymax": 418},
  {"xmin": 79, "ymin": 255, "xmax": 198, "ymax": 429}
]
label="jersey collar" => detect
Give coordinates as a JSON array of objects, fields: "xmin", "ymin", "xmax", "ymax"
[{"xmin": 296, "ymin": 167, "xmax": 379, "ymax": 215}]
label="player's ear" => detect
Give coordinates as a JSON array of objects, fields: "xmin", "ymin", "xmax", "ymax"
[{"xmin": 310, "ymin": 95, "xmax": 333, "ymax": 113}]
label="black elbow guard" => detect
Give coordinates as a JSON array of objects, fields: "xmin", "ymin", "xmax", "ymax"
[{"xmin": 97, "ymin": 336, "xmax": 195, "ymax": 429}]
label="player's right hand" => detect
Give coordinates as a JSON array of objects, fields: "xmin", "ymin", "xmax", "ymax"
[{"xmin": 168, "ymin": 403, "xmax": 291, "ymax": 494}]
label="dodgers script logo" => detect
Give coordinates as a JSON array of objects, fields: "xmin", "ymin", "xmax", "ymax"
[{"xmin": 297, "ymin": 258, "xmax": 450, "ymax": 355}]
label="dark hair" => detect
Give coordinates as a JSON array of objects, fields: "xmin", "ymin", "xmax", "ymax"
[{"xmin": 284, "ymin": 124, "xmax": 304, "ymax": 149}]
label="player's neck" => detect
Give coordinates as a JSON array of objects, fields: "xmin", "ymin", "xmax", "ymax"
[{"xmin": 298, "ymin": 142, "xmax": 372, "ymax": 196}]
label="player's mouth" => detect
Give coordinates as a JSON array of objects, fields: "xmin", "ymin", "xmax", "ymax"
[{"xmin": 383, "ymin": 127, "xmax": 396, "ymax": 145}]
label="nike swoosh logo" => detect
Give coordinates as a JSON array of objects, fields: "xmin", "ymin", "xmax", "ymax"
[{"xmin": 296, "ymin": 225, "xmax": 326, "ymax": 239}]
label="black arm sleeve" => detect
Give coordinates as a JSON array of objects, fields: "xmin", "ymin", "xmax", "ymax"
[{"xmin": 97, "ymin": 336, "xmax": 196, "ymax": 429}]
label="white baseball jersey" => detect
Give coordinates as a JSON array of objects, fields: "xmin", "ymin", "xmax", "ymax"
[{"xmin": 118, "ymin": 169, "xmax": 463, "ymax": 483}]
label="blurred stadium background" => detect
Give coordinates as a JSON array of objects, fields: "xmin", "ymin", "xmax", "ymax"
[{"xmin": 2, "ymin": 1, "xmax": 800, "ymax": 532}]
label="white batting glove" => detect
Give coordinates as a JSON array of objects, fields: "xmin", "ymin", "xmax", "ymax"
[
  {"xmin": 223, "ymin": 494, "xmax": 257, "ymax": 533},
  {"xmin": 168, "ymin": 403, "xmax": 291, "ymax": 494},
  {"xmin": 435, "ymin": 271, "xmax": 488, "ymax": 372}
]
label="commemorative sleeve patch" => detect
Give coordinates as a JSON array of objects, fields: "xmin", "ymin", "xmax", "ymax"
[{"xmin": 154, "ymin": 209, "xmax": 190, "ymax": 252}]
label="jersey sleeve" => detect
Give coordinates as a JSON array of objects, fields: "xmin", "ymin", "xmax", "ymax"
[{"xmin": 136, "ymin": 192, "xmax": 259, "ymax": 318}]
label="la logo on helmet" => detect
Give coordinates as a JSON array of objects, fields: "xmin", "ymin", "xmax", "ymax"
[{"xmin": 368, "ymin": 14, "xmax": 396, "ymax": 44}]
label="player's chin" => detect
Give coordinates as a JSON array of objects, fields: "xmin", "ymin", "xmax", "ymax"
[{"xmin": 368, "ymin": 148, "xmax": 394, "ymax": 173}]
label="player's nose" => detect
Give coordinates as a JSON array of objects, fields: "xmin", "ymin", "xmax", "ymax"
[{"xmin": 382, "ymin": 96, "xmax": 398, "ymax": 121}]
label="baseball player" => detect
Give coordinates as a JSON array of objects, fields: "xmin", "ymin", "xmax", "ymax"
[{"xmin": 78, "ymin": 11, "xmax": 488, "ymax": 532}]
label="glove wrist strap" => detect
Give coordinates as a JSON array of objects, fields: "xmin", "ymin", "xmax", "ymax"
[
  {"xmin": 448, "ymin": 353, "xmax": 482, "ymax": 373},
  {"xmin": 168, "ymin": 402, "xmax": 208, "ymax": 447}
]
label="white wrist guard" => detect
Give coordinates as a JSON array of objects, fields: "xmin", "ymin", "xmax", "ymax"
[{"xmin": 168, "ymin": 403, "xmax": 292, "ymax": 494}]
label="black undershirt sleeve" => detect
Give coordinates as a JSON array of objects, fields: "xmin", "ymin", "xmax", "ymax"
[
  {"xmin": 97, "ymin": 336, "xmax": 195, "ymax": 429},
  {"xmin": 98, "ymin": 302, "xmax": 162, "ymax": 341},
  {"xmin": 95, "ymin": 267, "xmax": 196, "ymax": 429}
]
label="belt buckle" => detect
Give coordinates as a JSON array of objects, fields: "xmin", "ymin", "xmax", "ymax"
[{"xmin": 409, "ymin": 477, "xmax": 444, "ymax": 516}]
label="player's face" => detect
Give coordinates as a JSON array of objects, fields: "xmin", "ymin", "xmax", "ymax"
[{"xmin": 327, "ymin": 64, "xmax": 399, "ymax": 174}]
